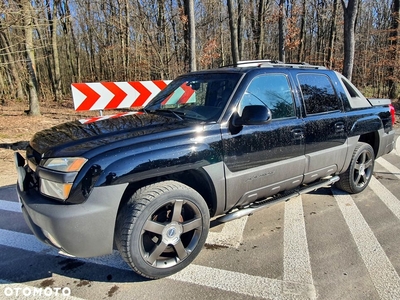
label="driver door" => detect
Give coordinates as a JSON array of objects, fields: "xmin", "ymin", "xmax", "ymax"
[{"xmin": 221, "ymin": 73, "xmax": 306, "ymax": 209}]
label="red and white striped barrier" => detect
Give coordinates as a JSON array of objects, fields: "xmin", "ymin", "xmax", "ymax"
[
  {"xmin": 72, "ymin": 80, "xmax": 199, "ymax": 124},
  {"xmin": 71, "ymin": 80, "xmax": 172, "ymax": 111}
]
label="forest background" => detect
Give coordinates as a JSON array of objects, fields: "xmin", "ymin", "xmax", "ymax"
[{"xmin": 0, "ymin": 0, "xmax": 399, "ymax": 117}]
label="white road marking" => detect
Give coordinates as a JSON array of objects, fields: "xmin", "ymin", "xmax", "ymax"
[
  {"xmin": 0, "ymin": 200, "xmax": 20, "ymax": 213},
  {"xmin": 369, "ymin": 176, "xmax": 400, "ymax": 221},
  {"xmin": 283, "ymin": 195, "xmax": 316, "ymax": 299},
  {"xmin": 0, "ymin": 227, "xmax": 315, "ymax": 299},
  {"xmin": 0, "ymin": 228, "xmax": 54, "ymax": 254},
  {"xmin": 333, "ymin": 188, "xmax": 400, "ymax": 300},
  {"xmin": 206, "ymin": 216, "xmax": 248, "ymax": 248},
  {"xmin": 170, "ymin": 264, "xmax": 316, "ymax": 299},
  {"xmin": 376, "ymin": 157, "xmax": 400, "ymax": 180}
]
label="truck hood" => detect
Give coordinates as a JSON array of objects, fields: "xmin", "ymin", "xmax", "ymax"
[{"xmin": 29, "ymin": 112, "xmax": 186, "ymax": 158}]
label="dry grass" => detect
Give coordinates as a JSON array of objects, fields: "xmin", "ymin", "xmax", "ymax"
[{"xmin": 0, "ymin": 99, "xmax": 99, "ymax": 186}]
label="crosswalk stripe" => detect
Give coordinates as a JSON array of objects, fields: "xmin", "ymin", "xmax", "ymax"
[
  {"xmin": 0, "ymin": 228, "xmax": 314, "ymax": 299},
  {"xmin": 170, "ymin": 264, "xmax": 316, "ymax": 299},
  {"xmin": 0, "ymin": 200, "xmax": 20, "ymax": 213},
  {"xmin": 369, "ymin": 176, "xmax": 400, "ymax": 221},
  {"xmin": 283, "ymin": 195, "xmax": 314, "ymax": 291},
  {"xmin": 376, "ymin": 157, "xmax": 400, "ymax": 180},
  {"xmin": 333, "ymin": 188, "xmax": 400, "ymax": 300},
  {"xmin": 0, "ymin": 228, "xmax": 51, "ymax": 254}
]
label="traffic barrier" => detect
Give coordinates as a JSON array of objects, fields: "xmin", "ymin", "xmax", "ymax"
[{"xmin": 71, "ymin": 80, "xmax": 171, "ymax": 111}]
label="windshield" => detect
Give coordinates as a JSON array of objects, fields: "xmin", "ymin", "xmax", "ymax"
[{"xmin": 145, "ymin": 73, "xmax": 241, "ymax": 122}]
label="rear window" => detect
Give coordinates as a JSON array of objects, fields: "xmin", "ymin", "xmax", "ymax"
[{"xmin": 298, "ymin": 74, "xmax": 342, "ymax": 115}]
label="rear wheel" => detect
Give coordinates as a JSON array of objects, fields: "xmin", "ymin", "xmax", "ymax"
[
  {"xmin": 336, "ymin": 142, "xmax": 375, "ymax": 194},
  {"xmin": 115, "ymin": 181, "xmax": 210, "ymax": 279}
]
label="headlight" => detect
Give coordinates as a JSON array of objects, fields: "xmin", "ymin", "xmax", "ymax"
[
  {"xmin": 43, "ymin": 157, "xmax": 87, "ymax": 172},
  {"xmin": 40, "ymin": 157, "xmax": 87, "ymax": 200}
]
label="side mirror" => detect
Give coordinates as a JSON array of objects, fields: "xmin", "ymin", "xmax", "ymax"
[{"xmin": 233, "ymin": 105, "xmax": 272, "ymax": 126}]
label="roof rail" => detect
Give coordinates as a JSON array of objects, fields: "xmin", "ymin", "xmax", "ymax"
[
  {"xmin": 263, "ymin": 62, "xmax": 327, "ymax": 70},
  {"xmin": 221, "ymin": 60, "xmax": 280, "ymax": 68},
  {"xmin": 221, "ymin": 60, "xmax": 327, "ymax": 69}
]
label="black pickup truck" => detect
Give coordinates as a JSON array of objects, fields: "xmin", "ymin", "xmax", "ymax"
[{"xmin": 15, "ymin": 61, "xmax": 396, "ymax": 279}]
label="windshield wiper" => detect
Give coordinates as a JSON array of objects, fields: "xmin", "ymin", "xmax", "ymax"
[{"xmin": 150, "ymin": 109, "xmax": 185, "ymax": 120}]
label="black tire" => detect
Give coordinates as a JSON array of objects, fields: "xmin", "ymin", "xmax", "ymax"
[
  {"xmin": 115, "ymin": 181, "xmax": 210, "ymax": 279},
  {"xmin": 336, "ymin": 142, "xmax": 375, "ymax": 194}
]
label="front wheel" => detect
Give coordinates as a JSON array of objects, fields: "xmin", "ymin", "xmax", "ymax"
[
  {"xmin": 115, "ymin": 181, "xmax": 210, "ymax": 279},
  {"xmin": 336, "ymin": 142, "xmax": 375, "ymax": 194}
]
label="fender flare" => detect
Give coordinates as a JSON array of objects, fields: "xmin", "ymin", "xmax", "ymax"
[{"xmin": 349, "ymin": 115, "xmax": 382, "ymax": 136}]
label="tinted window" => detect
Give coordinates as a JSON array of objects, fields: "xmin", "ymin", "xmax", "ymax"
[
  {"xmin": 298, "ymin": 74, "xmax": 341, "ymax": 114},
  {"xmin": 238, "ymin": 74, "xmax": 295, "ymax": 119},
  {"xmin": 146, "ymin": 73, "xmax": 241, "ymax": 121}
]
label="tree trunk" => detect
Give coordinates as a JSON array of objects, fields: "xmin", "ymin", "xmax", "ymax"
[
  {"xmin": 341, "ymin": 0, "xmax": 359, "ymax": 80},
  {"xmin": 328, "ymin": 0, "xmax": 339, "ymax": 68},
  {"xmin": 0, "ymin": 28, "xmax": 25, "ymax": 100},
  {"xmin": 20, "ymin": 0, "xmax": 40, "ymax": 116},
  {"xmin": 186, "ymin": 0, "xmax": 196, "ymax": 71},
  {"xmin": 255, "ymin": 0, "xmax": 266, "ymax": 59},
  {"xmin": 278, "ymin": 0, "xmax": 286, "ymax": 62},
  {"xmin": 388, "ymin": 0, "xmax": 399, "ymax": 99},
  {"xmin": 227, "ymin": 0, "xmax": 240, "ymax": 64},
  {"xmin": 52, "ymin": 0, "xmax": 62, "ymax": 101},
  {"xmin": 238, "ymin": 0, "xmax": 244, "ymax": 59},
  {"xmin": 297, "ymin": 0, "xmax": 306, "ymax": 62},
  {"xmin": 181, "ymin": 0, "xmax": 190, "ymax": 72}
]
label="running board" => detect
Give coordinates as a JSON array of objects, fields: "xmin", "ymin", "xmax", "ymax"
[{"xmin": 216, "ymin": 175, "xmax": 340, "ymax": 223}]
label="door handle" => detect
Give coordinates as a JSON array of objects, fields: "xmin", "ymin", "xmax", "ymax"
[
  {"xmin": 291, "ymin": 128, "xmax": 304, "ymax": 140},
  {"xmin": 334, "ymin": 122, "xmax": 345, "ymax": 133}
]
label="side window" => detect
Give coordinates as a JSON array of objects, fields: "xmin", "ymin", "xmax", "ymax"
[
  {"xmin": 298, "ymin": 74, "xmax": 342, "ymax": 114},
  {"xmin": 238, "ymin": 74, "xmax": 295, "ymax": 119}
]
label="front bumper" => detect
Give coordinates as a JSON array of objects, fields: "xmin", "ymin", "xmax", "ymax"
[{"xmin": 16, "ymin": 181, "xmax": 128, "ymax": 258}]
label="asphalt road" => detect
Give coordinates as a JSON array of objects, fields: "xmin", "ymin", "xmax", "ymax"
[{"xmin": 0, "ymin": 133, "xmax": 399, "ymax": 300}]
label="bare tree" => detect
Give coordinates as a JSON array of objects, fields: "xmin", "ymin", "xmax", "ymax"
[
  {"xmin": 341, "ymin": 0, "xmax": 360, "ymax": 80},
  {"xmin": 227, "ymin": 0, "xmax": 240, "ymax": 64},
  {"xmin": 278, "ymin": 0, "xmax": 286, "ymax": 62},
  {"xmin": 327, "ymin": 0, "xmax": 339, "ymax": 68},
  {"xmin": 51, "ymin": 0, "xmax": 62, "ymax": 102},
  {"xmin": 186, "ymin": 0, "xmax": 196, "ymax": 71},
  {"xmin": 1, "ymin": 0, "xmax": 399, "ymax": 111},
  {"xmin": 388, "ymin": 0, "xmax": 400, "ymax": 99},
  {"xmin": 253, "ymin": 0, "xmax": 269, "ymax": 59},
  {"xmin": 297, "ymin": 0, "xmax": 306, "ymax": 62},
  {"xmin": 0, "ymin": 21, "xmax": 24, "ymax": 100},
  {"xmin": 18, "ymin": 0, "xmax": 40, "ymax": 116}
]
